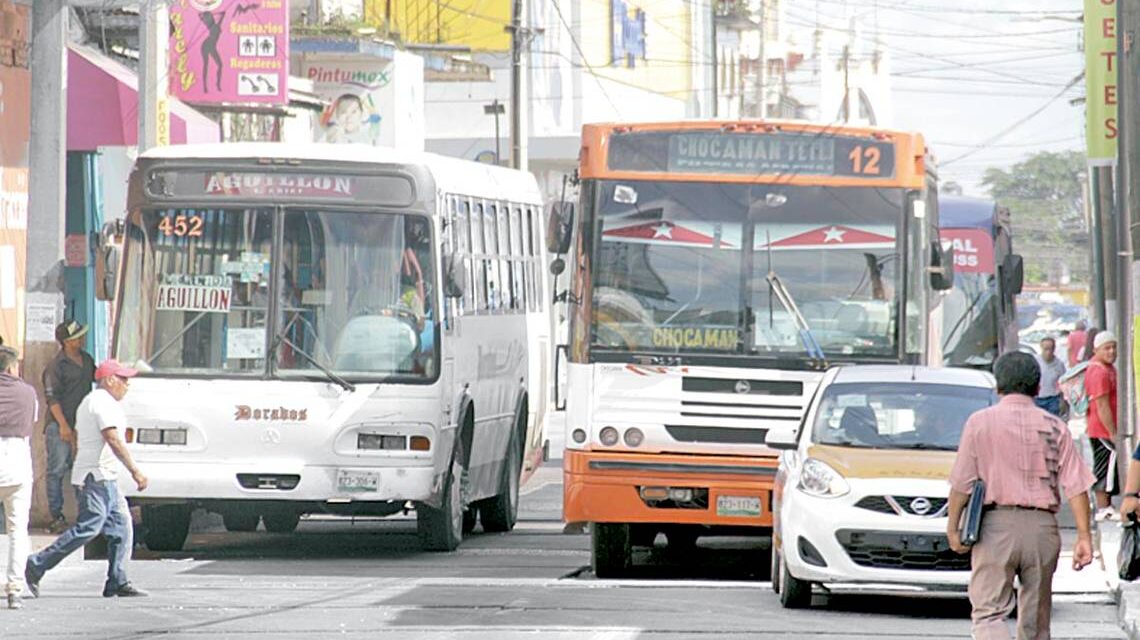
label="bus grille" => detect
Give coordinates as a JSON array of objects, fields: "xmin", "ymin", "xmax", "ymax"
[{"xmin": 665, "ymin": 426, "xmax": 769, "ymax": 445}]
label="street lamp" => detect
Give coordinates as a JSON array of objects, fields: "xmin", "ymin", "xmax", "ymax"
[{"xmin": 483, "ymin": 99, "xmax": 506, "ymax": 165}]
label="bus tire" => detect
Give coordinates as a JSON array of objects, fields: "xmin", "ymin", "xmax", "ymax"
[
  {"xmin": 592, "ymin": 523, "xmax": 631, "ymax": 578},
  {"xmin": 142, "ymin": 504, "xmax": 191, "ymax": 552},
  {"xmin": 479, "ymin": 417, "xmax": 522, "ymax": 533},
  {"xmin": 417, "ymin": 455, "xmax": 464, "ymax": 551},
  {"xmin": 222, "ymin": 509, "xmax": 260, "ymax": 533},
  {"xmin": 778, "ymin": 551, "xmax": 813, "ymax": 609},
  {"xmin": 262, "ymin": 511, "xmax": 300, "ymax": 534}
]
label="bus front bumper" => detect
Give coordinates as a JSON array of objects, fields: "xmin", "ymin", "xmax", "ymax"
[
  {"xmin": 120, "ymin": 460, "xmax": 438, "ymax": 504},
  {"xmin": 563, "ymin": 449, "xmax": 777, "ymax": 528}
]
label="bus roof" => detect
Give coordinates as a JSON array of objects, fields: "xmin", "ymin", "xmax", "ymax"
[
  {"xmin": 940, "ymin": 195, "xmax": 998, "ymax": 231},
  {"xmin": 139, "ymin": 142, "xmax": 543, "ymax": 205}
]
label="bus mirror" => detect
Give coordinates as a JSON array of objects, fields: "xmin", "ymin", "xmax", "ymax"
[
  {"xmin": 443, "ymin": 255, "xmax": 466, "ymax": 299},
  {"xmin": 94, "ymin": 220, "xmax": 125, "ymax": 301},
  {"xmin": 764, "ymin": 429, "xmax": 799, "ymax": 451},
  {"xmin": 1003, "ymin": 254, "xmax": 1024, "ymax": 296},
  {"xmin": 546, "ymin": 202, "xmax": 574, "ymax": 255},
  {"xmin": 549, "ymin": 257, "xmax": 566, "ymax": 276},
  {"xmin": 929, "ymin": 240, "xmax": 954, "ymax": 291}
]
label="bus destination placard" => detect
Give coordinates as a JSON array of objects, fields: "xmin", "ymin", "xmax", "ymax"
[
  {"xmin": 146, "ymin": 170, "xmax": 416, "ymax": 206},
  {"xmin": 609, "ymin": 131, "xmax": 897, "ymax": 178}
]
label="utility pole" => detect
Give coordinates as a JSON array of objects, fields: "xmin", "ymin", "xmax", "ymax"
[
  {"xmin": 139, "ymin": 0, "xmax": 170, "ymax": 151},
  {"xmin": 1087, "ymin": 171, "xmax": 1107, "ymax": 329},
  {"xmin": 841, "ymin": 44, "xmax": 851, "ymax": 123},
  {"xmin": 1117, "ymin": 0, "xmax": 1137, "ymax": 486},
  {"xmin": 484, "ymin": 99, "xmax": 505, "ymax": 165},
  {"xmin": 507, "ymin": 0, "xmax": 528, "ymax": 171},
  {"xmin": 756, "ymin": 0, "xmax": 766, "ymax": 118}
]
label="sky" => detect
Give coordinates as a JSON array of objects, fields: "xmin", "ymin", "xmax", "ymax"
[{"xmin": 786, "ymin": 0, "xmax": 1086, "ymax": 196}]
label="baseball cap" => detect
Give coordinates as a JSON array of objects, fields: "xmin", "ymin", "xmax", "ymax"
[
  {"xmin": 95, "ymin": 359, "xmax": 139, "ymax": 381},
  {"xmin": 1094, "ymin": 331, "xmax": 1118, "ymax": 351},
  {"xmin": 55, "ymin": 320, "xmax": 88, "ymax": 343}
]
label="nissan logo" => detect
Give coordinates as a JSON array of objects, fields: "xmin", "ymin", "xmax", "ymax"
[
  {"xmin": 734, "ymin": 380, "xmax": 751, "ymax": 394},
  {"xmin": 909, "ymin": 497, "xmax": 933, "ymax": 516}
]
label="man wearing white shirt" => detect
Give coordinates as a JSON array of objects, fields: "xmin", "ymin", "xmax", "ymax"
[
  {"xmin": 24, "ymin": 359, "xmax": 149, "ymax": 599},
  {"xmin": 0, "ymin": 345, "xmax": 37, "ymax": 609}
]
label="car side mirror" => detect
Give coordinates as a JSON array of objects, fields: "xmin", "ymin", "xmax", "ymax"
[
  {"xmin": 545, "ymin": 202, "xmax": 574, "ymax": 255},
  {"xmin": 764, "ymin": 429, "xmax": 799, "ymax": 451},
  {"xmin": 443, "ymin": 255, "xmax": 465, "ymax": 299},
  {"xmin": 1002, "ymin": 254, "xmax": 1024, "ymax": 296}
]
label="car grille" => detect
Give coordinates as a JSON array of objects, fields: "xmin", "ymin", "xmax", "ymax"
[
  {"xmin": 854, "ymin": 496, "xmax": 949, "ymax": 517},
  {"xmin": 835, "ymin": 529, "xmax": 970, "ymax": 572}
]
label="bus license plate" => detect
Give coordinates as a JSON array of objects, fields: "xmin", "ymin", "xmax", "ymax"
[
  {"xmin": 337, "ymin": 470, "xmax": 380, "ymax": 493},
  {"xmin": 716, "ymin": 495, "xmax": 761, "ymax": 517}
]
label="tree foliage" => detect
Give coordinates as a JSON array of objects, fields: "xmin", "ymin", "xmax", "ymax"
[{"xmin": 980, "ymin": 151, "xmax": 1088, "ymax": 285}]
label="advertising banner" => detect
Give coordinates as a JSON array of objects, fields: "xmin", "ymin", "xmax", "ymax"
[
  {"xmin": 1085, "ymin": 0, "xmax": 1118, "ymax": 165},
  {"xmin": 169, "ymin": 0, "xmax": 289, "ymax": 105}
]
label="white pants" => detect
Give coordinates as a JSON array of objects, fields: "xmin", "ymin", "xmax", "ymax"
[{"xmin": 0, "ymin": 481, "xmax": 31, "ymax": 596}]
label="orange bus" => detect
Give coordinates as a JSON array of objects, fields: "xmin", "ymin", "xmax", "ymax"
[{"xmin": 545, "ymin": 121, "xmax": 952, "ymax": 576}]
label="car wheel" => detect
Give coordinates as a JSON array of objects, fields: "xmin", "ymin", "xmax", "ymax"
[
  {"xmin": 779, "ymin": 554, "xmax": 813, "ymax": 609},
  {"xmin": 770, "ymin": 547, "xmax": 781, "ymax": 594},
  {"xmin": 592, "ymin": 523, "xmax": 631, "ymax": 578}
]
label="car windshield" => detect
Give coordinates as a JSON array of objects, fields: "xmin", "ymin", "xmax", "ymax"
[
  {"xmin": 812, "ymin": 381, "xmax": 996, "ymax": 450},
  {"xmin": 589, "ymin": 181, "xmax": 904, "ymax": 359}
]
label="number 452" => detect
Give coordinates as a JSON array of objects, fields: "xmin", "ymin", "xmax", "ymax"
[{"xmin": 158, "ymin": 214, "xmax": 204, "ymax": 237}]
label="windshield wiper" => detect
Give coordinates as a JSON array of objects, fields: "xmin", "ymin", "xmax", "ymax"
[
  {"xmin": 766, "ymin": 271, "xmax": 827, "ymax": 365},
  {"xmin": 272, "ymin": 332, "xmax": 356, "ymax": 392}
]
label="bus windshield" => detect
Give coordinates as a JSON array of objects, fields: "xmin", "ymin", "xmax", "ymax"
[
  {"xmin": 940, "ymin": 227, "xmax": 999, "ymax": 368},
  {"xmin": 115, "ymin": 207, "xmax": 437, "ymax": 380},
  {"xmin": 589, "ymin": 181, "xmax": 905, "ymax": 359}
]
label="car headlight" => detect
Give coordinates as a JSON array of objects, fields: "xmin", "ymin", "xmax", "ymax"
[{"xmin": 796, "ymin": 458, "xmax": 850, "ymax": 498}]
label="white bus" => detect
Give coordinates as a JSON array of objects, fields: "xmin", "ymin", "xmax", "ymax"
[{"xmin": 106, "ymin": 143, "xmax": 550, "ymax": 551}]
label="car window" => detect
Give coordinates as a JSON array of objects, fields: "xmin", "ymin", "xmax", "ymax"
[{"xmin": 812, "ymin": 382, "xmax": 997, "ymax": 451}]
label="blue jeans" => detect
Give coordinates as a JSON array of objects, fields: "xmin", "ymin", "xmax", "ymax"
[
  {"xmin": 44, "ymin": 421, "xmax": 74, "ymax": 519},
  {"xmin": 1035, "ymin": 395, "xmax": 1062, "ymax": 417},
  {"xmin": 26, "ymin": 474, "xmax": 132, "ymax": 592}
]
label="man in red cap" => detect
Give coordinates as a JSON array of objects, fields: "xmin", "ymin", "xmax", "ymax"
[{"xmin": 24, "ymin": 359, "xmax": 149, "ymax": 599}]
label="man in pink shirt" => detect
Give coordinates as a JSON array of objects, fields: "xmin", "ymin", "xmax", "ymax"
[
  {"xmin": 1086, "ymin": 331, "xmax": 1118, "ymax": 520},
  {"xmin": 1067, "ymin": 320, "xmax": 1088, "ymax": 368},
  {"xmin": 947, "ymin": 351, "xmax": 1094, "ymax": 640}
]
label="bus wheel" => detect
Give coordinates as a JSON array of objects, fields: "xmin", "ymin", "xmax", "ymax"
[
  {"xmin": 592, "ymin": 523, "xmax": 631, "ymax": 578},
  {"xmin": 222, "ymin": 509, "xmax": 260, "ymax": 533},
  {"xmin": 262, "ymin": 511, "xmax": 301, "ymax": 534},
  {"xmin": 417, "ymin": 455, "xmax": 464, "ymax": 551},
  {"xmin": 142, "ymin": 505, "xmax": 191, "ymax": 552},
  {"xmin": 479, "ymin": 422, "xmax": 522, "ymax": 533},
  {"xmin": 462, "ymin": 508, "xmax": 478, "ymax": 534}
]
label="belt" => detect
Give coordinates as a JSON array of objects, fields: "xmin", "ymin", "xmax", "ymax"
[{"xmin": 984, "ymin": 504, "xmax": 1054, "ymax": 514}]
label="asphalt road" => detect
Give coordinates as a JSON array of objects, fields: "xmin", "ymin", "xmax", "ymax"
[{"xmin": 0, "ymin": 462, "xmax": 1126, "ymax": 639}]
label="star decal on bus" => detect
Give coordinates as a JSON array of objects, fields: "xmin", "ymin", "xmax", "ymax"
[
  {"xmin": 652, "ymin": 223, "xmax": 674, "ymax": 239},
  {"xmin": 823, "ymin": 226, "xmax": 847, "ymax": 243}
]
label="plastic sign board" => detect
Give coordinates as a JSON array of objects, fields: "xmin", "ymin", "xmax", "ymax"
[
  {"xmin": 1085, "ymin": 0, "xmax": 1118, "ymax": 165},
  {"xmin": 169, "ymin": 0, "xmax": 289, "ymax": 105}
]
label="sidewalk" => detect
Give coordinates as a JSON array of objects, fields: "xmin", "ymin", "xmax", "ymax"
[{"xmin": 1102, "ymin": 519, "xmax": 1140, "ymax": 639}]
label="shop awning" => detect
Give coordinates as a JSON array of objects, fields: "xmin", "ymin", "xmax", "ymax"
[{"xmin": 68, "ymin": 45, "xmax": 219, "ymax": 151}]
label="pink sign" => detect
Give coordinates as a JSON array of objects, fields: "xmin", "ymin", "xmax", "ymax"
[
  {"xmin": 940, "ymin": 228, "xmax": 995, "ymax": 275},
  {"xmin": 169, "ymin": 0, "xmax": 289, "ymax": 105}
]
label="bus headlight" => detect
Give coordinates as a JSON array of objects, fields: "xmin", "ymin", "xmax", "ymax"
[
  {"xmin": 796, "ymin": 458, "xmax": 850, "ymax": 498},
  {"xmin": 599, "ymin": 427, "xmax": 620, "ymax": 446},
  {"xmin": 623, "ymin": 428, "xmax": 644, "ymax": 447},
  {"xmin": 571, "ymin": 429, "xmax": 587, "ymax": 444}
]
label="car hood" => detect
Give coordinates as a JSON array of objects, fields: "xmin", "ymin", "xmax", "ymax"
[{"xmin": 806, "ymin": 443, "xmax": 956, "ymax": 480}]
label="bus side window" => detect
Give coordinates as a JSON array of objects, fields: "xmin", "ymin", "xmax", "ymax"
[
  {"xmin": 445, "ymin": 197, "xmax": 460, "ymax": 321},
  {"xmin": 525, "ymin": 208, "xmax": 537, "ymax": 312},
  {"xmin": 472, "ymin": 203, "xmax": 488, "ymax": 313},
  {"xmin": 463, "ymin": 200, "xmax": 480, "ymax": 314},
  {"xmin": 484, "ymin": 204, "xmax": 500, "ymax": 311},
  {"xmin": 511, "ymin": 207, "xmax": 524, "ymax": 311},
  {"xmin": 499, "ymin": 204, "xmax": 515, "ymax": 311}
]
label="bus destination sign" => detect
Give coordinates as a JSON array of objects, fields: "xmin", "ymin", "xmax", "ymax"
[
  {"xmin": 145, "ymin": 169, "xmax": 416, "ymax": 207},
  {"xmin": 608, "ymin": 131, "xmax": 897, "ymax": 178}
]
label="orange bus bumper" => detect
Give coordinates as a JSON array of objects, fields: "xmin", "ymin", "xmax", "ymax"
[{"xmin": 563, "ymin": 449, "xmax": 778, "ymax": 528}]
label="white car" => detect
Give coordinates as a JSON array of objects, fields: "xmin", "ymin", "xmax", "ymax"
[{"xmin": 767, "ymin": 365, "xmax": 997, "ymax": 608}]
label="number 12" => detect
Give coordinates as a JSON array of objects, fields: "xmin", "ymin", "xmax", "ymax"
[{"xmin": 848, "ymin": 146, "xmax": 882, "ymax": 175}]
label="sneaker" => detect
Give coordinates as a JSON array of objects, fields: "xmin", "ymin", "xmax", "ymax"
[
  {"xmin": 23, "ymin": 567, "xmax": 39, "ymax": 599},
  {"xmin": 6, "ymin": 594, "xmax": 21, "ymax": 610},
  {"xmin": 1096, "ymin": 507, "xmax": 1120, "ymax": 522},
  {"xmin": 46, "ymin": 516, "xmax": 68, "ymax": 534},
  {"xmin": 102, "ymin": 583, "xmax": 148, "ymax": 598}
]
